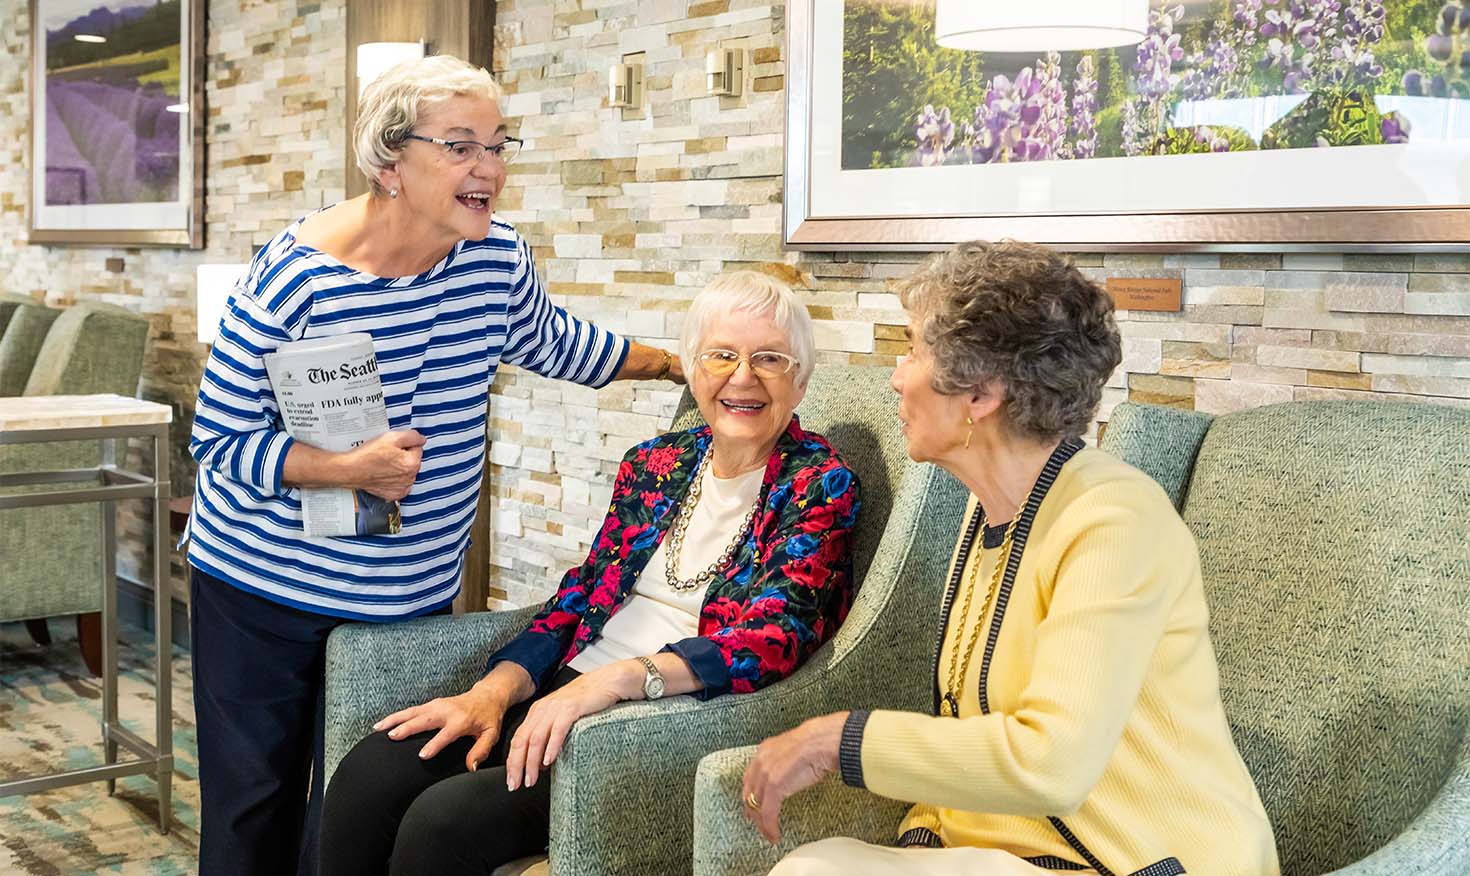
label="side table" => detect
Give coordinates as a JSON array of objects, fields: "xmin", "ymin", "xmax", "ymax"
[{"xmin": 0, "ymin": 393, "xmax": 174, "ymax": 832}]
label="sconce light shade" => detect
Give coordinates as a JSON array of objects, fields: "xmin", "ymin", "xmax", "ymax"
[
  {"xmin": 706, "ymin": 48, "xmax": 744, "ymax": 97},
  {"xmin": 608, "ymin": 62, "xmax": 644, "ymax": 109},
  {"xmin": 196, "ymin": 263, "xmax": 249, "ymax": 345},
  {"xmin": 935, "ymin": 0, "xmax": 1148, "ymax": 52},
  {"xmin": 357, "ymin": 41, "xmax": 426, "ymax": 98}
]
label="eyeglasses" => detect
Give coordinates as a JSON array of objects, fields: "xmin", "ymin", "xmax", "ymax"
[
  {"xmin": 403, "ymin": 133, "xmax": 523, "ymax": 165},
  {"xmin": 697, "ymin": 349, "xmax": 800, "ymax": 379}
]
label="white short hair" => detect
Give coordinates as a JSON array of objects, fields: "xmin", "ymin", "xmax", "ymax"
[
  {"xmin": 354, "ymin": 55, "xmax": 504, "ymax": 197},
  {"xmin": 680, "ymin": 271, "xmax": 817, "ymax": 386}
]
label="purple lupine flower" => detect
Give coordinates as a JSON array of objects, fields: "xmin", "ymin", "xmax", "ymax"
[
  {"xmin": 1122, "ymin": 100, "xmax": 1144, "ymax": 157},
  {"xmin": 1381, "ymin": 113, "xmax": 1410, "ymax": 144},
  {"xmin": 1071, "ymin": 55, "xmax": 1099, "ymax": 160},
  {"xmin": 914, "ymin": 104, "xmax": 955, "ymax": 166},
  {"xmin": 1125, "ymin": 4, "xmax": 1186, "ymax": 155},
  {"xmin": 1036, "ymin": 51, "xmax": 1070, "ymax": 160}
]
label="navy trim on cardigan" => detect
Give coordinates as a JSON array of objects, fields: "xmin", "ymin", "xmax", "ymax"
[{"xmin": 837, "ymin": 708, "xmax": 872, "ymax": 788}]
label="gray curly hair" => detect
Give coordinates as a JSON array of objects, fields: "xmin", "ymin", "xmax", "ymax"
[
  {"xmin": 896, "ymin": 240, "xmax": 1122, "ymax": 441},
  {"xmin": 354, "ymin": 55, "xmax": 503, "ymax": 197}
]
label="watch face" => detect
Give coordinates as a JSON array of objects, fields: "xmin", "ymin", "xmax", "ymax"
[{"xmin": 646, "ymin": 676, "xmax": 665, "ymax": 699}]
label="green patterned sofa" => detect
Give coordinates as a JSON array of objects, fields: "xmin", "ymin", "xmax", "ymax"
[
  {"xmin": 692, "ymin": 400, "xmax": 1469, "ymax": 876},
  {"xmin": 0, "ymin": 302, "xmax": 153, "ymax": 643},
  {"xmin": 322, "ymin": 365, "xmax": 971, "ymax": 875}
]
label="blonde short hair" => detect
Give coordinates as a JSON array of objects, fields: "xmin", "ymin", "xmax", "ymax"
[
  {"xmin": 353, "ymin": 55, "xmax": 504, "ymax": 197},
  {"xmin": 680, "ymin": 272, "xmax": 817, "ymax": 387}
]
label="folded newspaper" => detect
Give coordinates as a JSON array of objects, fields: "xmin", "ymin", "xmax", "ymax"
[{"xmin": 263, "ymin": 333, "xmax": 402, "ymax": 538}]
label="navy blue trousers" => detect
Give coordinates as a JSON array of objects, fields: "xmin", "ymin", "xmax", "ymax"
[{"xmin": 189, "ymin": 566, "xmax": 447, "ymax": 876}]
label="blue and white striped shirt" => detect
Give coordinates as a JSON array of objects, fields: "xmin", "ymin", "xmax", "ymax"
[{"xmin": 187, "ymin": 212, "xmax": 628, "ymax": 620}]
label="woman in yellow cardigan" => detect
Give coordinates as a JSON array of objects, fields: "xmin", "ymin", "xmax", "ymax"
[{"xmin": 741, "ymin": 241, "xmax": 1279, "ymax": 876}]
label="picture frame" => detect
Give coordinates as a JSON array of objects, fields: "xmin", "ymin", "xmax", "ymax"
[
  {"xmin": 785, "ymin": 0, "xmax": 1470, "ymax": 252},
  {"xmin": 28, "ymin": 0, "xmax": 205, "ymax": 248}
]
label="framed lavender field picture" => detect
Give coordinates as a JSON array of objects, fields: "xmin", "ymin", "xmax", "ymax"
[
  {"xmin": 786, "ymin": 0, "xmax": 1470, "ymax": 251},
  {"xmin": 28, "ymin": 0, "xmax": 204, "ymax": 247}
]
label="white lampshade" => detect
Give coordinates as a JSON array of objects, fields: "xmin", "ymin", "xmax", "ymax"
[
  {"xmin": 356, "ymin": 41, "xmax": 425, "ymax": 98},
  {"xmin": 935, "ymin": 0, "xmax": 1148, "ymax": 53},
  {"xmin": 195, "ymin": 263, "xmax": 249, "ymax": 345}
]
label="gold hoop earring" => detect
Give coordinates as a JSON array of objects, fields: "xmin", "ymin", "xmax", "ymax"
[{"xmin": 964, "ymin": 416, "xmax": 973, "ymax": 450}]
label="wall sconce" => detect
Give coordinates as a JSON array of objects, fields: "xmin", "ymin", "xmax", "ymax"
[
  {"xmin": 357, "ymin": 41, "xmax": 426, "ymax": 98},
  {"xmin": 608, "ymin": 61, "xmax": 644, "ymax": 109},
  {"xmin": 705, "ymin": 48, "xmax": 744, "ymax": 97},
  {"xmin": 195, "ymin": 264, "xmax": 249, "ymax": 345}
]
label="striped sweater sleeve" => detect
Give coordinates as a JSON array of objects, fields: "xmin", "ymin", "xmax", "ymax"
[
  {"xmin": 500, "ymin": 233, "xmax": 628, "ymax": 388},
  {"xmin": 189, "ymin": 285, "xmax": 297, "ymax": 495}
]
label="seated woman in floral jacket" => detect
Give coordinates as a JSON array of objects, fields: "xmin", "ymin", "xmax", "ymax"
[{"xmin": 322, "ymin": 271, "xmax": 861, "ymax": 876}]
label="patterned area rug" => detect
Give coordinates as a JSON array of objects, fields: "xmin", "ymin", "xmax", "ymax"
[{"xmin": 0, "ymin": 622, "xmax": 199, "ymax": 875}]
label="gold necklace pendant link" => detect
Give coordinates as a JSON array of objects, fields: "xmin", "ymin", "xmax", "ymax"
[{"xmin": 664, "ymin": 451, "xmax": 761, "ymax": 593}]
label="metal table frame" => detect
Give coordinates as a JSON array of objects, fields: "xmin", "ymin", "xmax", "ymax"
[{"xmin": 0, "ymin": 420, "xmax": 173, "ymax": 833}]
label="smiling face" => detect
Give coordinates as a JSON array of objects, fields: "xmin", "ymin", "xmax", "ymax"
[
  {"xmin": 691, "ymin": 310, "xmax": 807, "ymax": 463},
  {"xmin": 382, "ymin": 94, "xmax": 507, "ymax": 243},
  {"xmin": 890, "ymin": 323, "xmax": 975, "ymax": 465}
]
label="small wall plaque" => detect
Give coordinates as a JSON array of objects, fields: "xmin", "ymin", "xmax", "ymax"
[{"xmin": 1106, "ymin": 277, "xmax": 1183, "ymax": 312}]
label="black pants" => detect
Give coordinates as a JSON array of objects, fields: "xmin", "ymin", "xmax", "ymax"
[
  {"xmin": 189, "ymin": 566, "xmax": 449, "ymax": 876},
  {"xmin": 320, "ymin": 667, "xmax": 582, "ymax": 876}
]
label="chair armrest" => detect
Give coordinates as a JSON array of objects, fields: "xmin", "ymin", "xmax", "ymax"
[
  {"xmin": 323, "ymin": 605, "xmax": 538, "ymax": 782},
  {"xmin": 691, "ymin": 745, "xmax": 908, "ymax": 876},
  {"xmin": 1321, "ymin": 732, "xmax": 1470, "ymax": 876}
]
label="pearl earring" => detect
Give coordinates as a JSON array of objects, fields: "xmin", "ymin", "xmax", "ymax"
[{"xmin": 389, "ymin": 187, "xmax": 398, "ymax": 199}]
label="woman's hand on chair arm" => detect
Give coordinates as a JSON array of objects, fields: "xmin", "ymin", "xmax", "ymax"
[
  {"xmin": 372, "ymin": 660, "xmax": 536, "ymax": 770},
  {"xmin": 503, "ymin": 653, "xmax": 702, "ymax": 791}
]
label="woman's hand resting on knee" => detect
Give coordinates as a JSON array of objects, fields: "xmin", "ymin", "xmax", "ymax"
[{"xmin": 373, "ymin": 661, "xmax": 536, "ymax": 770}]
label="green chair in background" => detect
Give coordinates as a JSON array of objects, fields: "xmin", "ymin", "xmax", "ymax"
[
  {"xmin": 0, "ymin": 302, "xmax": 153, "ymax": 672},
  {"xmin": 0, "ymin": 294, "xmax": 61, "ymax": 397}
]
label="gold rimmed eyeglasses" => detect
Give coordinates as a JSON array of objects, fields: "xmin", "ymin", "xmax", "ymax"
[{"xmin": 697, "ymin": 349, "xmax": 799, "ymax": 379}]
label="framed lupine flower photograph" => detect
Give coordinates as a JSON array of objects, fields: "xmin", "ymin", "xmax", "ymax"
[
  {"xmin": 27, "ymin": 0, "xmax": 205, "ymax": 247},
  {"xmin": 785, "ymin": 0, "xmax": 1470, "ymax": 250}
]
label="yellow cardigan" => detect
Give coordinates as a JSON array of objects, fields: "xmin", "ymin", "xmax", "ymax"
[{"xmin": 845, "ymin": 448, "xmax": 1279, "ymax": 876}]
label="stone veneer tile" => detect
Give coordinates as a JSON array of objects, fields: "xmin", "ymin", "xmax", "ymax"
[
  {"xmin": 1256, "ymin": 344, "xmax": 1361, "ymax": 373},
  {"xmin": 1194, "ymin": 379, "xmax": 1294, "ymax": 414}
]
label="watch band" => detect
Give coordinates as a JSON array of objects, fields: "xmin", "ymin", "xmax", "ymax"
[{"xmin": 637, "ymin": 655, "xmax": 664, "ymax": 699}]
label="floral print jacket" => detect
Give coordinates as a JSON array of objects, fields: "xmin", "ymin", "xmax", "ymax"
[{"xmin": 487, "ymin": 416, "xmax": 860, "ymax": 700}]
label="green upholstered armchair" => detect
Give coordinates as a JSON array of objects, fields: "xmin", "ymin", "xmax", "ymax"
[
  {"xmin": 0, "ymin": 302, "xmax": 153, "ymax": 656},
  {"xmin": 0, "ymin": 295, "xmax": 61, "ymax": 397},
  {"xmin": 692, "ymin": 400, "xmax": 1469, "ymax": 876},
  {"xmin": 323, "ymin": 365, "xmax": 971, "ymax": 875}
]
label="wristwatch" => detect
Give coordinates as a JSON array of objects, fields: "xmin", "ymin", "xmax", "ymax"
[{"xmin": 636, "ymin": 656, "xmax": 665, "ymax": 700}]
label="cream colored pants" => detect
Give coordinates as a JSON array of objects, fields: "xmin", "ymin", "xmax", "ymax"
[{"xmin": 769, "ymin": 837, "xmax": 1088, "ymax": 875}]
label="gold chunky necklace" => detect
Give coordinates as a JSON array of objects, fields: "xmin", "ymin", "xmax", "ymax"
[
  {"xmin": 663, "ymin": 452, "xmax": 761, "ymax": 593},
  {"xmin": 939, "ymin": 484, "xmax": 1038, "ymax": 718}
]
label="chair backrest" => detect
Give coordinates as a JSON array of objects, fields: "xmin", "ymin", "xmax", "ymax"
[
  {"xmin": 23, "ymin": 302, "xmax": 151, "ymax": 398},
  {"xmin": 0, "ymin": 298, "xmax": 61, "ymax": 397},
  {"xmin": 1103, "ymin": 400, "xmax": 1470, "ymax": 876},
  {"xmin": 671, "ymin": 365, "xmax": 910, "ymax": 592},
  {"xmin": 0, "ymin": 292, "xmax": 38, "ymax": 337}
]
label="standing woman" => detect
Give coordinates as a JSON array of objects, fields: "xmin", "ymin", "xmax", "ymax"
[
  {"xmin": 186, "ymin": 55, "xmax": 680, "ymax": 876},
  {"xmin": 740, "ymin": 241, "xmax": 1279, "ymax": 876}
]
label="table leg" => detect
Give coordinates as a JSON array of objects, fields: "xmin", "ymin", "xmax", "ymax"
[{"xmin": 152, "ymin": 423, "xmax": 173, "ymax": 834}]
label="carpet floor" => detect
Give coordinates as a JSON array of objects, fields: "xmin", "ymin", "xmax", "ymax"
[{"xmin": 0, "ymin": 621, "xmax": 199, "ymax": 875}]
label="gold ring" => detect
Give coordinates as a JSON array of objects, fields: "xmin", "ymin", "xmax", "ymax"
[{"xmin": 745, "ymin": 791, "xmax": 760, "ymax": 809}]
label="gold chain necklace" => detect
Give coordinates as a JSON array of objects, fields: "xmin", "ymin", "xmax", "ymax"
[
  {"xmin": 663, "ymin": 452, "xmax": 761, "ymax": 593},
  {"xmin": 939, "ymin": 484, "xmax": 1039, "ymax": 718}
]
